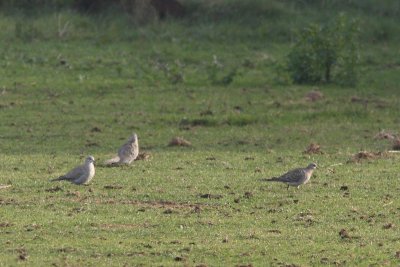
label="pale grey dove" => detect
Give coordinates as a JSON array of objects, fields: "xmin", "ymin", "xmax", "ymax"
[
  {"xmin": 265, "ymin": 163, "xmax": 317, "ymax": 189},
  {"xmin": 51, "ymin": 156, "xmax": 95, "ymax": 185},
  {"xmin": 105, "ymin": 133, "xmax": 139, "ymax": 165}
]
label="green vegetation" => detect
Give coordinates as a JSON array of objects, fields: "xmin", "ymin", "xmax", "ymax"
[
  {"xmin": 0, "ymin": 0, "xmax": 399, "ymax": 266},
  {"xmin": 287, "ymin": 14, "xmax": 360, "ymax": 86}
]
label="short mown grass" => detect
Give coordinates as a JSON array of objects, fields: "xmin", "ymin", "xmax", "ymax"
[{"xmin": 1, "ymin": 1, "xmax": 400, "ymax": 266}]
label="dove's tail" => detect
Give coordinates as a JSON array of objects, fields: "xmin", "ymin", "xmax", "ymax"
[
  {"xmin": 104, "ymin": 156, "xmax": 120, "ymax": 165},
  {"xmin": 264, "ymin": 177, "xmax": 280, "ymax": 182},
  {"xmin": 51, "ymin": 176, "xmax": 67, "ymax": 182}
]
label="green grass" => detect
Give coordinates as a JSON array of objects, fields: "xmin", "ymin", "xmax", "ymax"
[{"xmin": 1, "ymin": 1, "xmax": 400, "ymax": 266}]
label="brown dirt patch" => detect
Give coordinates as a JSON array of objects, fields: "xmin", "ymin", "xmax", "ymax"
[
  {"xmin": 392, "ymin": 138, "xmax": 400, "ymax": 150},
  {"xmin": 45, "ymin": 186, "xmax": 63, "ymax": 192},
  {"xmin": 303, "ymin": 143, "xmax": 323, "ymax": 154},
  {"xmin": 339, "ymin": 228, "xmax": 350, "ymax": 239},
  {"xmin": 374, "ymin": 130, "xmax": 396, "ymax": 140},
  {"xmin": 305, "ymin": 90, "xmax": 324, "ymax": 102},
  {"xmin": 97, "ymin": 199, "xmax": 216, "ymax": 211},
  {"xmin": 199, "ymin": 193, "xmax": 223, "ymax": 199},
  {"xmin": 0, "ymin": 222, "xmax": 13, "ymax": 227},
  {"xmin": 348, "ymin": 151, "xmax": 389, "ymax": 163},
  {"xmin": 136, "ymin": 151, "xmax": 152, "ymax": 160}
]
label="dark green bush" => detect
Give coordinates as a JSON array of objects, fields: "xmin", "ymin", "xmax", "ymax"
[
  {"xmin": 287, "ymin": 14, "xmax": 360, "ymax": 86},
  {"xmin": 0, "ymin": 0, "xmax": 74, "ymax": 9}
]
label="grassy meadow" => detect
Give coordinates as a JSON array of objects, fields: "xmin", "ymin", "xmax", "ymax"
[{"xmin": 0, "ymin": 1, "xmax": 400, "ymax": 266}]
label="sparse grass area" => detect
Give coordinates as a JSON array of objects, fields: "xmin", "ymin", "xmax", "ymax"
[{"xmin": 1, "ymin": 1, "xmax": 400, "ymax": 266}]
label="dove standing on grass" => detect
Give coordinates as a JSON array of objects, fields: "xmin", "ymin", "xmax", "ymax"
[
  {"xmin": 265, "ymin": 163, "xmax": 317, "ymax": 190},
  {"xmin": 51, "ymin": 156, "xmax": 95, "ymax": 185},
  {"xmin": 105, "ymin": 133, "xmax": 139, "ymax": 165}
]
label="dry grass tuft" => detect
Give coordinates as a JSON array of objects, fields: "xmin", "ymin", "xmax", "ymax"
[{"xmin": 168, "ymin": 137, "xmax": 191, "ymax": 147}]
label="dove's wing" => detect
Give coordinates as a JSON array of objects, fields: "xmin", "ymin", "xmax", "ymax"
[
  {"xmin": 118, "ymin": 141, "xmax": 138, "ymax": 163},
  {"xmin": 72, "ymin": 170, "xmax": 89, "ymax": 184},
  {"xmin": 276, "ymin": 168, "xmax": 304, "ymax": 183},
  {"xmin": 118, "ymin": 142, "xmax": 131, "ymax": 159},
  {"xmin": 63, "ymin": 164, "xmax": 85, "ymax": 180},
  {"xmin": 105, "ymin": 140, "xmax": 137, "ymax": 165},
  {"xmin": 71, "ymin": 163, "xmax": 94, "ymax": 184}
]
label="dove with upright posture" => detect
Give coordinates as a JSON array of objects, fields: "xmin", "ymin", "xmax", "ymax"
[
  {"xmin": 51, "ymin": 156, "xmax": 95, "ymax": 185},
  {"xmin": 265, "ymin": 163, "xmax": 317, "ymax": 189},
  {"xmin": 105, "ymin": 133, "xmax": 139, "ymax": 165}
]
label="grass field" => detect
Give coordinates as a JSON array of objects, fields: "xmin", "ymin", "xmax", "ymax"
[{"xmin": 1, "ymin": 1, "xmax": 400, "ymax": 266}]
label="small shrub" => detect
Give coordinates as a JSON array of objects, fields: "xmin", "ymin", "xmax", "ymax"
[
  {"xmin": 287, "ymin": 14, "xmax": 360, "ymax": 86},
  {"xmin": 126, "ymin": 0, "xmax": 159, "ymax": 25},
  {"xmin": 225, "ymin": 115, "xmax": 258, "ymax": 126},
  {"xmin": 207, "ymin": 56, "xmax": 241, "ymax": 86}
]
